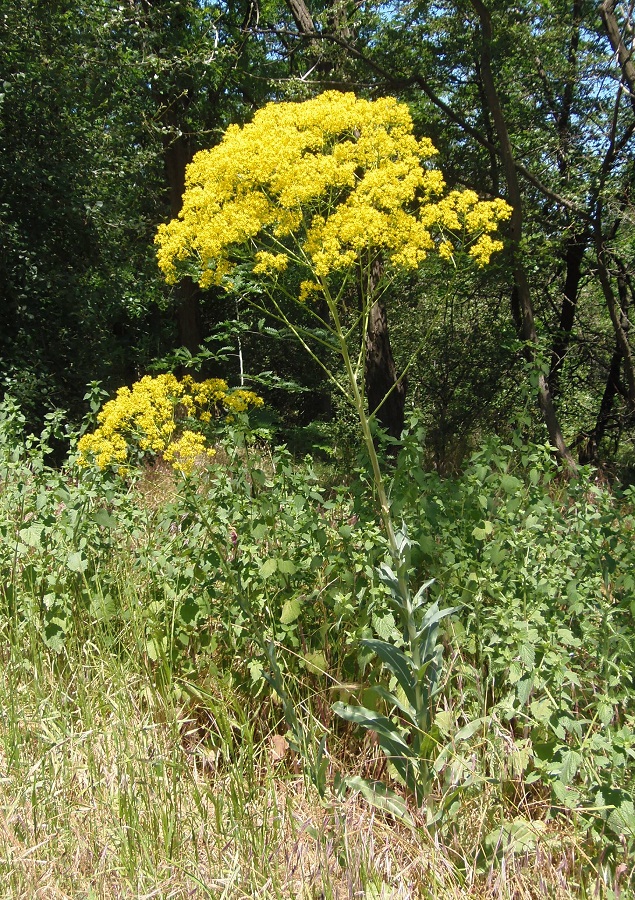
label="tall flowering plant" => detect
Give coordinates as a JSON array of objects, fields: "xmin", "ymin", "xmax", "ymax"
[
  {"xmin": 155, "ymin": 92, "xmax": 511, "ymax": 815},
  {"xmin": 155, "ymin": 90, "xmax": 510, "ymax": 551}
]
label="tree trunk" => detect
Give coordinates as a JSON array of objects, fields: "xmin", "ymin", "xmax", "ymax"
[
  {"xmin": 471, "ymin": 0, "xmax": 577, "ymax": 471},
  {"xmin": 579, "ymin": 343, "xmax": 622, "ymax": 464},
  {"xmin": 595, "ymin": 239, "xmax": 635, "ymax": 407},
  {"xmin": 146, "ymin": 0, "xmax": 203, "ymax": 353},
  {"xmin": 549, "ymin": 232, "xmax": 588, "ymax": 398},
  {"xmin": 286, "ymin": 0, "xmax": 314, "ymax": 33},
  {"xmin": 365, "ymin": 296, "xmax": 407, "ymax": 441},
  {"xmin": 163, "ymin": 119, "xmax": 202, "ymax": 353}
]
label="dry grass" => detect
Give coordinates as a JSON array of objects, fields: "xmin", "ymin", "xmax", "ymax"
[{"xmin": 0, "ymin": 630, "xmax": 625, "ymax": 900}]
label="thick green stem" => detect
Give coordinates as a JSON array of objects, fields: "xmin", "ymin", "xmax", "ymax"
[
  {"xmin": 327, "ymin": 283, "xmax": 430, "ymax": 757},
  {"xmin": 324, "ymin": 283, "xmax": 397, "ymax": 558}
]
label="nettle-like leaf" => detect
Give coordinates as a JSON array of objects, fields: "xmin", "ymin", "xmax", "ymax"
[{"xmin": 280, "ymin": 598, "xmax": 302, "ymax": 625}]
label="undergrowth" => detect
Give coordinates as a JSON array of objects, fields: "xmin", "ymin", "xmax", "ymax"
[{"xmin": 0, "ymin": 396, "xmax": 634, "ymax": 897}]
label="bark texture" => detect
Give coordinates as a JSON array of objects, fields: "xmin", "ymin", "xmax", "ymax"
[{"xmin": 365, "ymin": 296, "xmax": 407, "ymax": 441}]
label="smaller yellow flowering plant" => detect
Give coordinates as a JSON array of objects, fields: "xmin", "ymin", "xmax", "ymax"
[{"xmin": 77, "ymin": 373, "xmax": 263, "ymax": 476}]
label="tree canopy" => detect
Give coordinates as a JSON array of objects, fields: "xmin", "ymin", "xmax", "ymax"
[{"xmin": 1, "ymin": 0, "xmax": 634, "ymax": 468}]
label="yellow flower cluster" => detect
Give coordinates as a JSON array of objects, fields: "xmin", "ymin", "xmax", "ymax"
[
  {"xmin": 418, "ymin": 189, "xmax": 511, "ymax": 266},
  {"xmin": 155, "ymin": 92, "xmax": 512, "ymax": 292},
  {"xmin": 77, "ymin": 374, "xmax": 263, "ymax": 475}
]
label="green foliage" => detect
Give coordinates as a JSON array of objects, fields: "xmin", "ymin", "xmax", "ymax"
[
  {"xmin": 3, "ymin": 397, "xmax": 635, "ymax": 880},
  {"xmin": 0, "ymin": 396, "xmax": 387, "ymax": 685},
  {"xmin": 391, "ymin": 426, "xmax": 635, "ymax": 847}
]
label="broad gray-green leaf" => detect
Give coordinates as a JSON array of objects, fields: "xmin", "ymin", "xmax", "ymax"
[
  {"xmin": 333, "ymin": 702, "xmax": 412, "ymax": 753},
  {"xmin": 369, "ymin": 685, "xmax": 416, "ymax": 726},
  {"xmin": 377, "ymin": 735, "xmax": 420, "ymax": 795},
  {"xmin": 361, "ymin": 639, "xmax": 416, "ymax": 706},
  {"xmin": 412, "ymin": 578, "xmax": 435, "ymax": 608},
  {"xmin": 419, "ymin": 603, "xmax": 459, "ymax": 635},
  {"xmin": 342, "ymin": 775, "xmax": 413, "ymax": 826},
  {"xmin": 454, "ymin": 717, "xmax": 489, "ymax": 743},
  {"xmin": 377, "ymin": 563, "xmax": 403, "ymax": 604}
]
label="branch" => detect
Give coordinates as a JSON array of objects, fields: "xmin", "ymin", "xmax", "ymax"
[
  {"xmin": 600, "ymin": 0, "xmax": 635, "ymax": 113},
  {"xmin": 263, "ymin": 25, "xmax": 592, "ymax": 222}
]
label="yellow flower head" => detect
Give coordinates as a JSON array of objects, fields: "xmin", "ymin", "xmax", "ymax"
[{"xmin": 155, "ymin": 91, "xmax": 512, "ymax": 290}]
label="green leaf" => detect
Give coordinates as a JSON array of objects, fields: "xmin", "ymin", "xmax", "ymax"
[
  {"xmin": 516, "ymin": 675, "xmax": 534, "ymax": 706},
  {"xmin": 19, "ymin": 524, "xmax": 45, "ymax": 548},
  {"xmin": 552, "ymin": 779, "xmax": 580, "ymax": 808},
  {"xmin": 303, "ymin": 650, "xmax": 327, "ymax": 675},
  {"xmin": 529, "ymin": 698, "xmax": 552, "ymax": 724},
  {"xmin": 277, "ymin": 559, "xmax": 297, "ymax": 575},
  {"xmin": 484, "ymin": 817, "xmax": 547, "ymax": 856},
  {"xmin": 248, "ymin": 659, "xmax": 264, "ymax": 682},
  {"xmin": 519, "ymin": 643, "xmax": 535, "ymax": 669},
  {"xmin": 280, "ymin": 598, "xmax": 302, "ymax": 624},
  {"xmin": 454, "ymin": 717, "xmax": 488, "ymax": 743},
  {"xmin": 607, "ymin": 798, "xmax": 635, "ymax": 838},
  {"xmin": 369, "ymin": 685, "xmax": 416, "ymax": 725},
  {"xmin": 67, "ymin": 550, "xmax": 88, "ymax": 573},
  {"xmin": 372, "ymin": 611, "xmax": 396, "ymax": 641},
  {"xmin": 43, "ymin": 624, "xmax": 65, "ymax": 653},
  {"xmin": 145, "ymin": 637, "xmax": 165, "ymax": 662},
  {"xmin": 89, "ymin": 593, "xmax": 116, "ymax": 622},
  {"xmin": 472, "ymin": 521, "xmax": 493, "ymax": 541},
  {"xmin": 500, "ymin": 474, "xmax": 522, "ymax": 494},
  {"xmin": 259, "ymin": 558, "xmax": 278, "ymax": 578},
  {"xmin": 333, "ymin": 702, "xmax": 413, "ymax": 754},
  {"xmin": 342, "ymin": 776, "xmax": 413, "ymax": 825},
  {"xmin": 92, "ymin": 508, "xmax": 117, "ymax": 529},
  {"xmin": 360, "ymin": 639, "xmax": 416, "ymax": 706},
  {"xmin": 419, "ymin": 602, "xmax": 459, "ymax": 635},
  {"xmin": 559, "ymin": 749, "xmax": 582, "ymax": 785}
]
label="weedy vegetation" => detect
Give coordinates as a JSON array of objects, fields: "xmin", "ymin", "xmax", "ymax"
[
  {"xmin": 1, "ymin": 389, "xmax": 635, "ymax": 898},
  {"xmin": 1, "ymin": 92, "xmax": 634, "ymax": 898}
]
